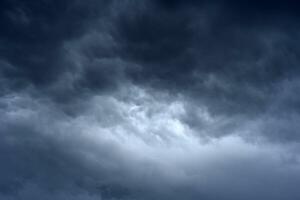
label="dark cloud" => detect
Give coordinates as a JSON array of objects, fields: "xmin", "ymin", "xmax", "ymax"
[
  {"xmin": 108, "ymin": 0, "xmax": 300, "ymax": 133},
  {"xmin": 0, "ymin": 0, "xmax": 110, "ymax": 88},
  {"xmin": 1, "ymin": 0, "xmax": 300, "ymax": 199}
]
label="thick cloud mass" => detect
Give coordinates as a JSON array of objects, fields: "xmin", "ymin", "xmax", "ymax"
[{"xmin": 1, "ymin": 0, "xmax": 300, "ymax": 200}]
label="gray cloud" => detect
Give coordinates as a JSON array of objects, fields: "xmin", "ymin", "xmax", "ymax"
[
  {"xmin": 1, "ymin": 0, "xmax": 300, "ymax": 199},
  {"xmin": 1, "ymin": 88, "xmax": 300, "ymax": 200}
]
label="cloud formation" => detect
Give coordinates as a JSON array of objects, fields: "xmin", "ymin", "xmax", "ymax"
[{"xmin": 1, "ymin": 0, "xmax": 300, "ymax": 199}]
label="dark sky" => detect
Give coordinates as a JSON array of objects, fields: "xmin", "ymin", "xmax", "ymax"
[{"xmin": 1, "ymin": 0, "xmax": 300, "ymax": 200}]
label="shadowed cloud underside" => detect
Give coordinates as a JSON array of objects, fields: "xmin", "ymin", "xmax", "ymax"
[{"xmin": 1, "ymin": 1, "xmax": 300, "ymax": 200}]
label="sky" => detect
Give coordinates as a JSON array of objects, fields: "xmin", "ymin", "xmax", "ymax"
[{"xmin": 1, "ymin": 0, "xmax": 300, "ymax": 200}]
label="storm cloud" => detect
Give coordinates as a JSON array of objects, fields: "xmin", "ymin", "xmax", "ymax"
[{"xmin": 1, "ymin": 0, "xmax": 300, "ymax": 200}]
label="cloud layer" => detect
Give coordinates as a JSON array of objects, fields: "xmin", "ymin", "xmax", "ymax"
[{"xmin": 1, "ymin": 0, "xmax": 300, "ymax": 199}]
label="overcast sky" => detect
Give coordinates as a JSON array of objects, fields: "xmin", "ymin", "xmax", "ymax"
[{"xmin": 1, "ymin": 0, "xmax": 300, "ymax": 200}]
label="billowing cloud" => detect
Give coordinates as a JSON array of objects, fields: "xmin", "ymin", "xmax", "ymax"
[{"xmin": 1, "ymin": 0, "xmax": 300, "ymax": 200}]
